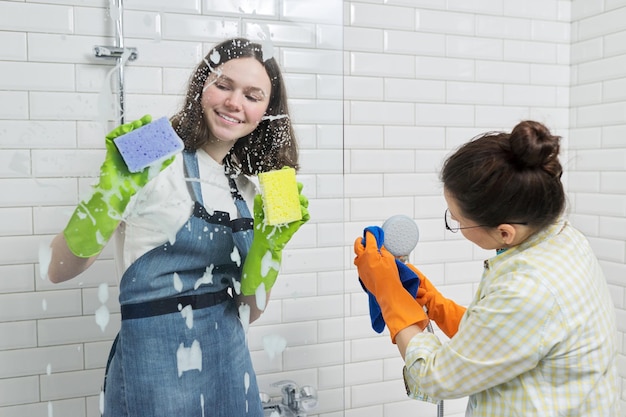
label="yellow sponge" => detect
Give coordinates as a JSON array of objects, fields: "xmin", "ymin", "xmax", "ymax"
[{"xmin": 258, "ymin": 167, "xmax": 302, "ymax": 225}]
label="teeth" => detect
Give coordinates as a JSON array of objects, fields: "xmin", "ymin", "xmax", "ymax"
[{"xmin": 220, "ymin": 113, "xmax": 240, "ymax": 123}]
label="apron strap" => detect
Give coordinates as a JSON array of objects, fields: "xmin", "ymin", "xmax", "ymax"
[{"xmin": 183, "ymin": 150, "xmax": 203, "ymax": 205}]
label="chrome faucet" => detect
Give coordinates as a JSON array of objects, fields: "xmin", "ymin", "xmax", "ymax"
[{"xmin": 260, "ymin": 380, "xmax": 318, "ymax": 417}]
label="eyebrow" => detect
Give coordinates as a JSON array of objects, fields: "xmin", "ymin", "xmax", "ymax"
[{"xmin": 215, "ymin": 74, "xmax": 268, "ymax": 97}]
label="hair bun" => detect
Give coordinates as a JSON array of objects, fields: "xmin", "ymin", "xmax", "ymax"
[{"xmin": 509, "ymin": 120, "xmax": 562, "ymax": 178}]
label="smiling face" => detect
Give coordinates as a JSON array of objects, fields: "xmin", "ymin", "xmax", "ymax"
[{"xmin": 201, "ymin": 57, "xmax": 272, "ymax": 148}]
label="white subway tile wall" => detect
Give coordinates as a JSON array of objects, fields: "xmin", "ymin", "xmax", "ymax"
[
  {"xmin": 570, "ymin": 4, "xmax": 626, "ymax": 414},
  {"xmin": 1, "ymin": 0, "xmax": 624, "ymax": 416}
]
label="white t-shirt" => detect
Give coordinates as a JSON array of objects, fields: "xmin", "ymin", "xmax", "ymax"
[{"xmin": 113, "ymin": 149, "xmax": 258, "ymax": 278}]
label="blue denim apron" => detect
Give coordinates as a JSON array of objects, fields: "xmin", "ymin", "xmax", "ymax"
[{"xmin": 102, "ymin": 151, "xmax": 262, "ymax": 417}]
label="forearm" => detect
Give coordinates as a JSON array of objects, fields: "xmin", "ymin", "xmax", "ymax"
[
  {"xmin": 395, "ymin": 324, "xmax": 425, "ymax": 359},
  {"xmin": 235, "ymin": 290, "xmax": 272, "ymax": 324},
  {"xmin": 47, "ymin": 233, "xmax": 98, "ymax": 283}
]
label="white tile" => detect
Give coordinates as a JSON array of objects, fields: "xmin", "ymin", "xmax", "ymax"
[
  {"xmin": 570, "ymin": 38, "xmax": 603, "ymax": 65},
  {"xmin": 343, "ymin": 174, "xmax": 383, "ymax": 198},
  {"xmin": 0, "ymin": 2, "xmax": 73, "ymax": 34},
  {"xmin": 504, "ymin": 0, "xmax": 559, "ymax": 20},
  {"xmin": 476, "ymin": 60, "xmax": 530, "ymax": 84},
  {"xmin": 345, "ymin": 360, "xmax": 383, "ymax": 386},
  {"xmin": 291, "ymin": 99, "xmax": 343, "ymax": 124},
  {"xmin": 350, "ymin": 3, "xmax": 414, "ymax": 30},
  {"xmin": 0, "ymin": 344, "xmax": 84, "ymax": 379},
  {"xmin": 384, "ymin": 126, "xmax": 446, "ymax": 149},
  {"xmin": 578, "ymin": 7, "xmax": 626, "ymax": 41},
  {"xmin": 384, "ymin": 30, "xmax": 445, "ymax": 56},
  {"xmin": 0, "ymin": 398, "xmax": 86, "ymax": 417},
  {"xmin": 415, "ymin": 103, "xmax": 474, "ymax": 127},
  {"xmin": 416, "ymin": 9, "xmax": 474, "ymax": 35},
  {"xmin": 40, "ymin": 369, "xmax": 104, "ymax": 401},
  {"xmin": 317, "ymin": 124, "xmax": 343, "ymax": 149},
  {"xmin": 0, "ymin": 264, "xmax": 34, "ymax": 293},
  {"xmin": 0, "ymin": 62, "xmax": 74, "ymax": 91},
  {"xmin": 504, "ymin": 39, "xmax": 558, "ymax": 64},
  {"xmin": 0, "ymin": 91, "xmax": 29, "ymax": 120},
  {"xmin": 0, "ymin": 321, "xmax": 37, "ymax": 350},
  {"xmin": 351, "ymin": 378, "xmax": 407, "ymax": 408},
  {"xmin": 162, "ymin": 13, "xmax": 239, "ymax": 41},
  {"xmin": 383, "ymin": 173, "xmax": 440, "ymax": 196},
  {"xmin": 504, "ymin": 84, "xmax": 557, "ymax": 107},
  {"xmin": 0, "ymin": 376, "xmax": 39, "ymax": 407},
  {"xmin": 351, "ymin": 101, "xmax": 414, "ymax": 125},
  {"xmin": 475, "ymin": 105, "xmax": 530, "ymax": 128},
  {"xmin": 282, "ymin": 0, "xmax": 343, "ymax": 24},
  {"xmin": 282, "ymin": 48, "xmax": 343, "ymax": 74},
  {"xmin": 128, "ymin": 0, "xmax": 201, "ymax": 14},
  {"xmin": 577, "ymin": 102, "xmax": 626, "ymax": 127},
  {"xmin": 282, "ymin": 246, "xmax": 345, "ymax": 274},
  {"xmin": 0, "ymin": 178, "xmax": 77, "ymax": 208},
  {"xmin": 531, "ymin": 64, "xmax": 570, "ymax": 86},
  {"xmin": 0, "ymin": 290, "xmax": 83, "ymax": 321},
  {"xmin": 350, "ymin": 149, "xmax": 414, "ymax": 173},
  {"xmin": 531, "ymin": 19, "xmax": 570, "ymax": 43},
  {"xmin": 350, "ymin": 52, "xmax": 414, "ymax": 78},
  {"xmin": 283, "ymin": 341, "xmax": 344, "ymax": 369},
  {"xmin": 32, "ymin": 149, "xmax": 103, "ymax": 178},
  {"xmin": 447, "ymin": 35, "xmax": 503, "ymax": 60},
  {"xmin": 0, "ymin": 31, "xmax": 27, "ymax": 60},
  {"xmin": 73, "ymin": 6, "xmax": 109, "ymax": 37},
  {"xmin": 447, "ymin": 0, "xmax": 503, "ymax": 14},
  {"xmin": 344, "ymin": 27, "xmax": 383, "ymax": 53},
  {"xmin": 344, "ymin": 125, "xmax": 384, "ymax": 148},
  {"xmin": 299, "ymin": 149, "xmax": 343, "ymax": 174},
  {"xmin": 244, "ymin": 21, "xmax": 316, "ymax": 47},
  {"xmin": 477, "ymin": 15, "xmax": 531, "ymax": 40},
  {"xmin": 129, "ymin": 39, "xmax": 203, "ymax": 68},
  {"xmin": 30, "ymin": 92, "xmax": 99, "ymax": 121},
  {"xmin": 316, "ymin": 74, "xmax": 343, "ymax": 99},
  {"xmin": 384, "ymin": 78, "xmax": 445, "ymax": 103},
  {"xmin": 602, "ymin": 125, "xmax": 626, "ymax": 147},
  {"xmin": 203, "ymin": 0, "xmax": 276, "ymax": 15},
  {"xmin": 0, "ymin": 208, "xmax": 32, "ymax": 236},
  {"xmin": 38, "ymin": 315, "xmax": 120, "ymax": 346},
  {"xmin": 416, "ymin": 56, "xmax": 474, "ymax": 81},
  {"xmin": 446, "ymin": 81, "xmax": 503, "ymax": 105}
]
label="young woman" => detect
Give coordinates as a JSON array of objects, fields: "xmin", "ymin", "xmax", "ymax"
[
  {"xmin": 354, "ymin": 120, "xmax": 619, "ymax": 416},
  {"xmin": 48, "ymin": 37, "xmax": 309, "ymax": 417}
]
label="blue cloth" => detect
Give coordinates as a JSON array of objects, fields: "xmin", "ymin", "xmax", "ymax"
[{"xmin": 359, "ymin": 226, "xmax": 421, "ymax": 333}]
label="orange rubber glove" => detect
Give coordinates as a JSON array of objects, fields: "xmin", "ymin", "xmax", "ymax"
[
  {"xmin": 406, "ymin": 264, "xmax": 466, "ymax": 338},
  {"xmin": 354, "ymin": 231, "xmax": 429, "ymax": 343}
]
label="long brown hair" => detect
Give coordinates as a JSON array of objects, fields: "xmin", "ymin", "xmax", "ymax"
[
  {"xmin": 441, "ymin": 120, "xmax": 565, "ymax": 231},
  {"xmin": 170, "ymin": 38, "xmax": 298, "ymax": 176}
]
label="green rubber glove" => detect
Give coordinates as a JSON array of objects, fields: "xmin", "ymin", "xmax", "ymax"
[
  {"xmin": 240, "ymin": 182, "xmax": 310, "ymax": 296},
  {"xmin": 63, "ymin": 115, "xmax": 175, "ymax": 257}
]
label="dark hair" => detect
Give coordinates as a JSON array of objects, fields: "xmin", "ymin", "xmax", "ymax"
[
  {"xmin": 441, "ymin": 120, "xmax": 565, "ymax": 231},
  {"xmin": 170, "ymin": 37, "xmax": 298, "ymax": 176}
]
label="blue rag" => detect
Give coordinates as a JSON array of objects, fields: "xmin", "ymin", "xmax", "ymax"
[{"xmin": 358, "ymin": 226, "xmax": 421, "ymax": 333}]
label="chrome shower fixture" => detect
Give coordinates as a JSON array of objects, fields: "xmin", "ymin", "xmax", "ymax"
[{"xmin": 94, "ymin": 45, "xmax": 138, "ymax": 61}]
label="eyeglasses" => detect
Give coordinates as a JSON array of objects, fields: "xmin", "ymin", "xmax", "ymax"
[{"xmin": 444, "ymin": 209, "xmax": 528, "ymax": 233}]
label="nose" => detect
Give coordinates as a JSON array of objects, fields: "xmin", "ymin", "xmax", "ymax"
[{"xmin": 225, "ymin": 91, "xmax": 243, "ymax": 110}]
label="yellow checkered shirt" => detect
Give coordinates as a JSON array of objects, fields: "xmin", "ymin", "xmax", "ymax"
[{"xmin": 403, "ymin": 221, "xmax": 620, "ymax": 416}]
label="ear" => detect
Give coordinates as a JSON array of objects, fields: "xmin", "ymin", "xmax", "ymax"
[{"xmin": 497, "ymin": 224, "xmax": 517, "ymax": 246}]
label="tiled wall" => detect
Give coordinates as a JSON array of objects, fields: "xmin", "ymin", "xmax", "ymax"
[
  {"xmin": 0, "ymin": 0, "xmax": 346, "ymax": 416},
  {"xmin": 343, "ymin": 1, "xmax": 573, "ymax": 416},
  {"xmin": 569, "ymin": 0, "xmax": 626, "ymax": 413},
  {"xmin": 1, "ymin": 0, "xmax": 624, "ymax": 416}
]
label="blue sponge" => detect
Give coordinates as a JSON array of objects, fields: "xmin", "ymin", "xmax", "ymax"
[{"xmin": 114, "ymin": 116, "xmax": 184, "ymax": 173}]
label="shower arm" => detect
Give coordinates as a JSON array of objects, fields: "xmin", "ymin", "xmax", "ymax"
[{"xmin": 93, "ymin": 0, "xmax": 137, "ymax": 125}]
